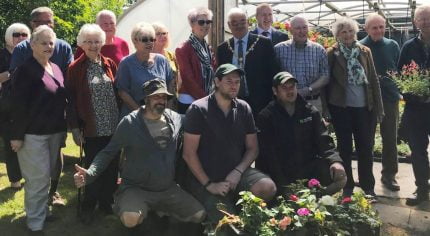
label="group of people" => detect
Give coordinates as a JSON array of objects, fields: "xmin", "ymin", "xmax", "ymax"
[{"xmin": 1, "ymin": 2, "xmax": 430, "ymax": 235}]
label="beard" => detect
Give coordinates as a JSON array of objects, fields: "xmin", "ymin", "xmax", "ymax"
[{"xmin": 152, "ymin": 103, "xmax": 166, "ymax": 115}]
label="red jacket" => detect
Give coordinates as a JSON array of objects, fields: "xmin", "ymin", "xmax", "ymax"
[
  {"xmin": 66, "ymin": 53, "xmax": 119, "ymax": 137},
  {"xmin": 175, "ymin": 40, "xmax": 216, "ymax": 99}
]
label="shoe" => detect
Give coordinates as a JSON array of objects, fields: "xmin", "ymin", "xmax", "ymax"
[
  {"xmin": 11, "ymin": 181, "xmax": 22, "ymax": 190},
  {"xmin": 49, "ymin": 192, "xmax": 65, "ymax": 206},
  {"xmin": 364, "ymin": 190, "xmax": 378, "ymax": 203},
  {"xmin": 381, "ymin": 177, "xmax": 400, "ymax": 191},
  {"xmin": 99, "ymin": 204, "xmax": 114, "ymax": 215},
  {"xmin": 406, "ymin": 192, "xmax": 429, "ymax": 206},
  {"xmin": 28, "ymin": 230, "xmax": 45, "ymax": 236}
]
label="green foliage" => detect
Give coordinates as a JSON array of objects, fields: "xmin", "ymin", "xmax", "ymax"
[
  {"xmin": 391, "ymin": 61, "xmax": 430, "ymax": 97},
  {"xmin": 0, "ymin": 0, "xmax": 126, "ymax": 48},
  {"xmin": 217, "ymin": 180, "xmax": 381, "ymax": 236}
]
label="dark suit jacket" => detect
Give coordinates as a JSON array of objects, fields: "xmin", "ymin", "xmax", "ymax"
[
  {"xmin": 251, "ymin": 28, "xmax": 289, "ymax": 46},
  {"xmin": 217, "ymin": 33, "xmax": 280, "ymax": 114}
]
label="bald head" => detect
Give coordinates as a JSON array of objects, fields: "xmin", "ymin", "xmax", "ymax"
[{"xmin": 364, "ymin": 13, "xmax": 386, "ymax": 42}]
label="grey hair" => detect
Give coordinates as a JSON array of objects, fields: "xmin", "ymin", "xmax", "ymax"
[
  {"xmin": 227, "ymin": 7, "xmax": 247, "ymax": 22},
  {"xmin": 76, "ymin": 24, "xmax": 106, "ymax": 47},
  {"xmin": 290, "ymin": 15, "xmax": 309, "ymax": 28},
  {"xmin": 256, "ymin": 3, "xmax": 272, "ymax": 16},
  {"xmin": 415, "ymin": 4, "xmax": 430, "ymax": 21},
  {"xmin": 364, "ymin": 13, "xmax": 385, "ymax": 28},
  {"xmin": 96, "ymin": 10, "xmax": 117, "ymax": 24},
  {"xmin": 30, "ymin": 7, "xmax": 54, "ymax": 20},
  {"xmin": 30, "ymin": 25, "xmax": 56, "ymax": 44},
  {"xmin": 187, "ymin": 7, "xmax": 213, "ymax": 27},
  {"xmin": 331, "ymin": 17, "xmax": 359, "ymax": 38},
  {"xmin": 5, "ymin": 23, "xmax": 31, "ymax": 48},
  {"xmin": 131, "ymin": 22, "xmax": 155, "ymax": 42}
]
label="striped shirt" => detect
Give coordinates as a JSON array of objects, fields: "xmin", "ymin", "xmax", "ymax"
[{"xmin": 275, "ymin": 39, "xmax": 329, "ymax": 89}]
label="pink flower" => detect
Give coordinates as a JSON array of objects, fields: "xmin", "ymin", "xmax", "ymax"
[
  {"xmin": 308, "ymin": 179, "xmax": 320, "ymax": 188},
  {"xmin": 341, "ymin": 197, "xmax": 352, "ymax": 204},
  {"xmin": 278, "ymin": 216, "xmax": 292, "ymax": 230},
  {"xmin": 297, "ymin": 208, "xmax": 310, "ymax": 216},
  {"xmin": 289, "ymin": 194, "xmax": 299, "ymax": 201}
]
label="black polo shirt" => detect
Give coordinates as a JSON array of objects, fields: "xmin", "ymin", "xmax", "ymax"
[{"xmin": 184, "ymin": 94, "xmax": 257, "ymax": 181}]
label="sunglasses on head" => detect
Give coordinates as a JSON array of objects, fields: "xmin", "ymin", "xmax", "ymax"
[
  {"xmin": 137, "ymin": 37, "xmax": 156, "ymax": 43},
  {"xmin": 12, "ymin": 32, "xmax": 28, "ymax": 38},
  {"xmin": 197, "ymin": 20, "xmax": 213, "ymax": 26}
]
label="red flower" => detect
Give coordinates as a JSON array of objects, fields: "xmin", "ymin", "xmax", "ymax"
[
  {"xmin": 284, "ymin": 21, "xmax": 290, "ymax": 30},
  {"xmin": 308, "ymin": 179, "xmax": 320, "ymax": 188},
  {"xmin": 341, "ymin": 197, "xmax": 352, "ymax": 204},
  {"xmin": 289, "ymin": 194, "xmax": 299, "ymax": 201}
]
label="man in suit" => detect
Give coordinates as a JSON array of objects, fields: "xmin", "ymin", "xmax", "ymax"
[
  {"xmin": 217, "ymin": 8, "xmax": 280, "ymax": 115},
  {"xmin": 251, "ymin": 3, "xmax": 289, "ymax": 46}
]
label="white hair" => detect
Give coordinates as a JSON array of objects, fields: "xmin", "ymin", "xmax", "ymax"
[
  {"xmin": 227, "ymin": 7, "xmax": 247, "ymax": 22},
  {"xmin": 76, "ymin": 24, "xmax": 106, "ymax": 47},
  {"xmin": 131, "ymin": 22, "xmax": 155, "ymax": 42},
  {"xmin": 290, "ymin": 15, "xmax": 309, "ymax": 28},
  {"xmin": 415, "ymin": 4, "xmax": 430, "ymax": 21},
  {"xmin": 5, "ymin": 23, "xmax": 31, "ymax": 48},
  {"xmin": 331, "ymin": 17, "xmax": 359, "ymax": 38},
  {"xmin": 364, "ymin": 13, "xmax": 385, "ymax": 28},
  {"xmin": 30, "ymin": 25, "xmax": 56, "ymax": 44},
  {"xmin": 96, "ymin": 10, "xmax": 116, "ymax": 24},
  {"xmin": 187, "ymin": 7, "xmax": 213, "ymax": 27}
]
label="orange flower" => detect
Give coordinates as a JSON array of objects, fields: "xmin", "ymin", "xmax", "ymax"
[
  {"xmin": 278, "ymin": 216, "xmax": 292, "ymax": 230},
  {"xmin": 269, "ymin": 218, "xmax": 278, "ymax": 226}
]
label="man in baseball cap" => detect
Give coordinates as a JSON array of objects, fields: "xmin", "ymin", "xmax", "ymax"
[
  {"xmin": 74, "ymin": 78, "xmax": 205, "ymax": 232},
  {"xmin": 256, "ymin": 71, "xmax": 347, "ymax": 196}
]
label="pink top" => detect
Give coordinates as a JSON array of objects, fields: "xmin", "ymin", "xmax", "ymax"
[
  {"xmin": 74, "ymin": 36, "xmax": 129, "ymax": 65},
  {"xmin": 42, "ymin": 62, "xmax": 64, "ymax": 92}
]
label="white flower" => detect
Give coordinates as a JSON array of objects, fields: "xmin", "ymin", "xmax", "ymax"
[{"xmin": 319, "ymin": 195, "xmax": 335, "ymax": 206}]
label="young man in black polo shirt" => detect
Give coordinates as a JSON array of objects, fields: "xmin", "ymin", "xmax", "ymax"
[{"xmin": 183, "ymin": 64, "xmax": 277, "ymax": 230}]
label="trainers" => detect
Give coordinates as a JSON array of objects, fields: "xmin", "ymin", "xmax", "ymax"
[
  {"xmin": 364, "ymin": 190, "xmax": 378, "ymax": 203},
  {"xmin": 49, "ymin": 192, "xmax": 65, "ymax": 206}
]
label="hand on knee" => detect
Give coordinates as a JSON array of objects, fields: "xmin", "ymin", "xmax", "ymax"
[
  {"xmin": 120, "ymin": 212, "xmax": 144, "ymax": 228},
  {"xmin": 186, "ymin": 210, "xmax": 206, "ymax": 223},
  {"xmin": 251, "ymin": 178, "xmax": 277, "ymax": 201}
]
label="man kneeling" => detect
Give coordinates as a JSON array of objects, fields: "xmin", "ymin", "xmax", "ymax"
[
  {"xmin": 256, "ymin": 72, "xmax": 347, "ymax": 195},
  {"xmin": 73, "ymin": 79, "xmax": 205, "ymax": 229}
]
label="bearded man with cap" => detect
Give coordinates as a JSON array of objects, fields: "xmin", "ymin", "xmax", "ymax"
[
  {"xmin": 73, "ymin": 79, "xmax": 205, "ymax": 231},
  {"xmin": 183, "ymin": 64, "xmax": 277, "ymax": 231},
  {"xmin": 256, "ymin": 72, "xmax": 347, "ymax": 195}
]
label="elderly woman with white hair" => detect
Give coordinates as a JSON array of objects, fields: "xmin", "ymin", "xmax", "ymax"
[
  {"xmin": 66, "ymin": 23, "xmax": 120, "ymax": 224},
  {"xmin": 75, "ymin": 9, "xmax": 129, "ymax": 65},
  {"xmin": 323, "ymin": 17, "xmax": 383, "ymax": 200},
  {"xmin": 9, "ymin": 25, "xmax": 67, "ymax": 233},
  {"xmin": 116, "ymin": 22, "xmax": 173, "ymax": 117},
  {"xmin": 0, "ymin": 23, "xmax": 31, "ymax": 190},
  {"xmin": 175, "ymin": 7, "xmax": 217, "ymax": 114},
  {"xmin": 152, "ymin": 22, "xmax": 180, "ymax": 110}
]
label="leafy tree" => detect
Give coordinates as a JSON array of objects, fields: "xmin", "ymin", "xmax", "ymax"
[{"xmin": 0, "ymin": 0, "xmax": 126, "ymax": 48}]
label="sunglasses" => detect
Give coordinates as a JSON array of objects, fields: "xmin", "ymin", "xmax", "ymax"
[
  {"xmin": 12, "ymin": 32, "xmax": 28, "ymax": 38},
  {"xmin": 136, "ymin": 37, "xmax": 156, "ymax": 43},
  {"xmin": 197, "ymin": 20, "xmax": 213, "ymax": 26}
]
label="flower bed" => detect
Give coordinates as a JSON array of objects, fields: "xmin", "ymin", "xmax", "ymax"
[{"xmin": 216, "ymin": 179, "xmax": 381, "ymax": 236}]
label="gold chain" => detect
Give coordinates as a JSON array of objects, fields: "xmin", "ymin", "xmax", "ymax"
[{"xmin": 227, "ymin": 37, "xmax": 260, "ymax": 65}]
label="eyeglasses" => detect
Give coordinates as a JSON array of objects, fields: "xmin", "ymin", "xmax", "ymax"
[
  {"xmin": 12, "ymin": 32, "xmax": 28, "ymax": 38},
  {"xmin": 136, "ymin": 37, "xmax": 156, "ymax": 43},
  {"xmin": 197, "ymin": 20, "xmax": 213, "ymax": 26},
  {"xmin": 156, "ymin": 32, "xmax": 168, "ymax": 36},
  {"xmin": 32, "ymin": 20, "xmax": 54, "ymax": 25},
  {"xmin": 83, "ymin": 40, "xmax": 102, "ymax": 45}
]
